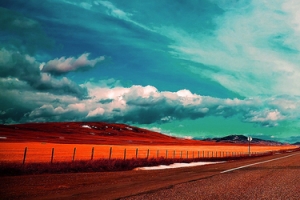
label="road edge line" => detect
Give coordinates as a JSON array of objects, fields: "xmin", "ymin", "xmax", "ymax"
[{"xmin": 220, "ymin": 152, "xmax": 299, "ymax": 174}]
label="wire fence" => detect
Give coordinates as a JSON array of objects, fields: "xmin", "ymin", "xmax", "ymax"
[
  {"xmin": 1, "ymin": 141, "xmax": 298, "ymax": 164},
  {"xmin": 19, "ymin": 146, "xmax": 283, "ymax": 164}
]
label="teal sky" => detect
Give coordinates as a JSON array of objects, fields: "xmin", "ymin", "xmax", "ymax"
[{"xmin": 1, "ymin": 0, "xmax": 300, "ymax": 143}]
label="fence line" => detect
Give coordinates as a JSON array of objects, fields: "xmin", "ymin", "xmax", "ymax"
[{"xmin": 19, "ymin": 146, "xmax": 288, "ymax": 164}]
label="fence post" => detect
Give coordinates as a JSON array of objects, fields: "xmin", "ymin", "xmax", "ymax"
[
  {"xmin": 203, "ymin": 151, "xmax": 204, "ymax": 158},
  {"xmin": 157, "ymin": 150, "xmax": 159, "ymax": 158},
  {"xmin": 186, "ymin": 151, "xmax": 188, "ymax": 159},
  {"xmin": 173, "ymin": 150, "xmax": 175, "ymax": 158},
  {"xmin": 136, "ymin": 148, "xmax": 139, "ymax": 159},
  {"xmin": 198, "ymin": 151, "xmax": 199, "ymax": 158},
  {"xmin": 124, "ymin": 148, "xmax": 126, "ymax": 160},
  {"xmin": 180, "ymin": 151, "xmax": 182, "ymax": 159},
  {"xmin": 146, "ymin": 149, "xmax": 149, "ymax": 159},
  {"xmin": 72, "ymin": 147, "xmax": 76, "ymax": 162},
  {"xmin": 51, "ymin": 148, "xmax": 54, "ymax": 164},
  {"xmin": 91, "ymin": 147, "xmax": 94, "ymax": 160},
  {"xmin": 166, "ymin": 150, "xmax": 168, "ymax": 159},
  {"xmin": 212, "ymin": 151, "xmax": 214, "ymax": 158},
  {"xmin": 109, "ymin": 147, "xmax": 112, "ymax": 160},
  {"xmin": 23, "ymin": 147, "xmax": 27, "ymax": 165},
  {"xmin": 193, "ymin": 151, "xmax": 194, "ymax": 159}
]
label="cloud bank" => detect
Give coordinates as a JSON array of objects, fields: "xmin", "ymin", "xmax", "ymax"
[{"xmin": 2, "ymin": 80, "xmax": 299, "ymax": 130}]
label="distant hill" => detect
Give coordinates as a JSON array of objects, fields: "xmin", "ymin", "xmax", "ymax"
[
  {"xmin": 0, "ymin": 122, "xmax": 212, "ymax": 146},
  {"xmin": 293, "ymin": 142, "xmax": 300, "ymax": 145},
  {"xmin": 203, "ymin": 135, "xmax": 284, "ymax": 146}
]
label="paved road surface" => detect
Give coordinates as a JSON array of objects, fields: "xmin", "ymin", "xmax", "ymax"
[
  {"xmin": 124, "ymin": 151, "xmax": 300, "ymax": 200},
  {"xmin": 1, "ymin": 151, "xmax": 299, "ymax": 199}
]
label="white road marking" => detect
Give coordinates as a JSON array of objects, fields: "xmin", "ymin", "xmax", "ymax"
[{"xmin": 221, "ymin": 152, "xmax": 299, "ymax": 174}]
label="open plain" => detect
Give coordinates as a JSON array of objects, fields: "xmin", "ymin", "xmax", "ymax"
[
  {"xmin": 0, "ymin": 122, "xmax": 299, "ymax": 199},
  {"xmin": 1, "ymin": 150, "xmax": 299, "ymax": 199},
  {"xmin": 0, "ymin": 122, "xmax": 296, "ymax": 163}
]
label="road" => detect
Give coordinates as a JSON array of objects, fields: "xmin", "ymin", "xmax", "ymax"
[
  {"xmin": 124, "ymin": 151, "xmax": 300, "ymax": 200},
  {"xmin": 1, "ymin": 150, "xmax": 299, "ymax": 200}
]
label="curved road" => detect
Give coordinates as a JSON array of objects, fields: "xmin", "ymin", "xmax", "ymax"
[{"xmin": 1, "ymin": 150, "xmax": 299, "ymax": 199}]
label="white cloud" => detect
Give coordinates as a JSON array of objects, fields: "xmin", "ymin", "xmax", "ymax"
[
  {"xmin": 42, "ymin": 53, "xmax": 105, "ymax": 75},
  {"xmin": 67, "ymin": 103, "xmax": 86, "ymax": 112},
  {"xmin": 2, "ymin": 76, "xmax": 300, "ymax": 127},
  {"xmin": 176, "ymin": 89, "xmax": 193, "ymax": 97},
  {"xmin": 158, "ymin": 0, "xmax": 300, "ymax": 97},
  {"xmin": 29, "ymin": 105, "xmax": 65, "ymax": 118},
  {"xmin": 245, "ymin": 109, "xmax": 284, "ymax": 127},
  {"xmin": 87, "ymin": 107, "xmax": 105, "ymax": 117},
  {"xmin": 98, "ymin": 1, "xmax": 131, "ymax": 19},
  {"xmin": 0, "ymin": 48, "xmax": 87, "ymax": 97},
  {"xmin": 97, "ymin": 0, "xmax": 155, "ymax": 32},
  {"xmin": 62, "ymin": 0, "xmax": 93, "ymax": 10}
]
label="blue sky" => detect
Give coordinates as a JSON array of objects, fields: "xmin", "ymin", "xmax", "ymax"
[{"xmin": 1, "ymin": 0, "xmax": 300, "ymax": 143}]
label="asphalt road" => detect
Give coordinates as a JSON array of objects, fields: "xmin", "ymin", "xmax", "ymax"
[
  {"xmin": 1, "ymin": 150, "xmax": 299, "ymax": 200},
  {"xmin": 124, "ymin": 151, "xmax": 300, "ymax": 200}
]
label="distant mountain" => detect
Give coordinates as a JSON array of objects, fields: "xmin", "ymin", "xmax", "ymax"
[
  {"xmin": 293, "ymin": 142, "xmax": 300, "ymax": 145},
  {"xmin": 203, "ymin": 134, "xmax": 284, "ymax": 146}
]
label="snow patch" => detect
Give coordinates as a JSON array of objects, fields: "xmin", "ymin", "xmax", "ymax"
[
  {"xmin": 82, "ymin": 125, "xmax": 91, "ymax": 129},
  {"xmin": 134, "ymin": 161, "xmax": 224, "ymax": 170},
  {"xmin": 0, "ymin": 136, "xmax": 7, "ymax": 139},
  {"xmin": 125, "ymin": 127, "xmax": 133, "ymax": 131}
]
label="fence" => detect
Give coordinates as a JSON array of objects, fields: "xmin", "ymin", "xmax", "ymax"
[{"xmin": 19, "ymin": 146, "xmax": 277, "ymax": 164}]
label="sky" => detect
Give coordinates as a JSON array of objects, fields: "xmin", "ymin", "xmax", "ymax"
[{"xmin": 1, "ymin": 0, "xmax": 300, "ymax": 143}]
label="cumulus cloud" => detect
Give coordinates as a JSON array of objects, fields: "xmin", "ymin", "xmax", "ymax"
[
  {"xmin": 41, "ymin": 53, "xmax": 105, "ymax": 75},
  {"xmin": 87, "ymin": 107, "xmax": 105, "ymax": 117},
  {"xmin": 0, "ymin": 48, "xmax": 87, "ymax": 98},
  {"xmin": 3, "ymin": 81, "xmax": 298, "ymax": 127}
]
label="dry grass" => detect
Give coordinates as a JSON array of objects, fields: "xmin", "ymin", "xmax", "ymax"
[
  {"xmin": 0, "ymin": 142, "xmax": 298, "ymax": 176},
  {"xmin": 0, "ymin": 142, "xmax": 297, "ymax": 163},
  {"xmin": 1, "ymin": 151, "xmax": 289, "ymax": 176}
]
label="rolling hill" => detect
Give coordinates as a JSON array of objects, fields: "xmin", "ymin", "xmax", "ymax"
[{"xmin": 0, "ymin": 122, "xmax": 212, "ymax": 146}]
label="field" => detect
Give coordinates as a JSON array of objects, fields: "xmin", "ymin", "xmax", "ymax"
[
  {"xmin": 0, "ymin": 122, "xmax": 298, "ymax": 165},
  {"xmin": 0, "ymin": 142, "xmax": 296, "ymax": 164}
]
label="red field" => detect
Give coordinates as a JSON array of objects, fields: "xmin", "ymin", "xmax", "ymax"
[{"xmin": 0, "ymin": 122, "xmax": 297, "ymax": 163}]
